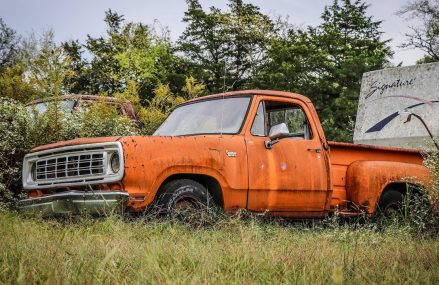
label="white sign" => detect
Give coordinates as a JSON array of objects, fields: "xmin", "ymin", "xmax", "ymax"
[{"xmin": 354, "ymin": 62, "xmax": 439, "ymax": 150}]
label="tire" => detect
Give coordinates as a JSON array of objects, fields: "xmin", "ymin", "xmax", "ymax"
[
  {"xmin": 377, "ymin": 190, "xmax": 404, "ymax": 217},
  {"xmin": 154, "ymin": 179, "xmax": 213, "ymax": 217}
]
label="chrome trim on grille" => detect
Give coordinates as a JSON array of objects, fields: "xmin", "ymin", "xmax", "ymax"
[
  {"xmin": 22, "ymin": 142, "xmax": 124, "ymax": 189},
  {"xmin": 35, "ymin": 153, "xmax": 105, "ymax": 180}
]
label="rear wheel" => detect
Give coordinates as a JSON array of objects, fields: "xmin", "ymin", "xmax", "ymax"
[{"xmin": 377, "ymin": 190, "xmax": 404, "ymax": 217}]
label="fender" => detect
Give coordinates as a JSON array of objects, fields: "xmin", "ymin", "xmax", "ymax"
[
  {"xmin": 346, "ymin": 160, "xmax": 430, "ymax": 214},
  {"xmin": 152, "ymin": 165, "xmax": 230, "ymax": 198},
  {"xmin": 127, "ymin": 164, "xmax": 245, "ymax": 211}
]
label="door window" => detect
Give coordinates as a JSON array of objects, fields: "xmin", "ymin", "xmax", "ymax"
[{"xmin": 251, "ymin": 100, "xmax": 312, "ymax": 139}]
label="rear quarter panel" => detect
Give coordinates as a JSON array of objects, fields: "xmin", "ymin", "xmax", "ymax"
[
  {"xmin": 329, "ymin": 142, "xmax": 430, "ymax": 213},
  {"xmin": 346, "ymin": 160, "xmax": 430, "ymax": 213}
]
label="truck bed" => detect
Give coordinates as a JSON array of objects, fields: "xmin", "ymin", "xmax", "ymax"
[{"xmin": 328, "ymin": 141, "xmax": 425, "ymax": 209}]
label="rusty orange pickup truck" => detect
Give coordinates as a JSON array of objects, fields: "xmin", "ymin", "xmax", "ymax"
[{"xmin": 19, "ymin": 90, "xmax": 431, "ymax": 218}]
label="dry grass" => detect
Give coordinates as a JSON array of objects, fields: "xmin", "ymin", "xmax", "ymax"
[{"xmin": 0, "ymin": 212, "xmax": 438, "ymax": 285}]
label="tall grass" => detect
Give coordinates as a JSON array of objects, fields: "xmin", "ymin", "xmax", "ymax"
[{"xmin": 0, "ymin": 212, "xmax": 438, "ymax": 285}]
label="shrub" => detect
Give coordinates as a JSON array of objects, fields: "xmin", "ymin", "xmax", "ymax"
[
  {"xmin": 79, "ymin": 99, "xmax": 138, "ymax": 137},
  {"xmin": 0, "ymin": 97, "xmax": 138, "ymax": 209},
  {"xmin": 136, "ymin": 84, "xmax": 184, "ymax": 135},
  {"xmin": 114, "ymin": 78, "xmax": 204, "ymax": 135},
  {"xmin": 424, "ymin": 152, "xmax": 439, "ymax": 216},
  {"xmin": 0, "ymin": 98, "xmax": 32, "ymax": 208}
]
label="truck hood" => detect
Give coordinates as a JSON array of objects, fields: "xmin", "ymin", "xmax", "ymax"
[
  {"xmin": 30, "ymin": 135, "xmax": 231, "ymax": 153},
  {"xmin": 30, "ymin": 136, "xmax": 122, "ymax": 153},
  {"xmin": 118, "ymin": 135, "xmax": 229, "ymax": 155}
]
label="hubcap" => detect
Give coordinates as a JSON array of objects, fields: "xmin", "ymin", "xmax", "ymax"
[
  {"xmin": 174, "ymin": 199, "xmax": 197, "ymax": 210},
  {"xmin": 384, "ymin": 203, "xmax": 401, "ymax": 216}
]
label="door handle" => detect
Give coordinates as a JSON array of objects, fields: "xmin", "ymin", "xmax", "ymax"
[{"xmin": 307, "ymin": 148, "xmax": 321, "ymax": 153}]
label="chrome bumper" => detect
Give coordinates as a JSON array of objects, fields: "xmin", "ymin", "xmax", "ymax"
[{"xmin": 18, "ymin": 190, "xmax": 129, "ymax": 216}]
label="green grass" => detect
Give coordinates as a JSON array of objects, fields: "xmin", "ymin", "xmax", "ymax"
[{"xmin": 0, "ymin": 212, "xmax": 438, "ymax": 285}]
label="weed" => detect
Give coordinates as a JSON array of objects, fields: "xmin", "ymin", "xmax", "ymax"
[{"xmin": 0, "ymin": 212, "xmax": 438, "ymax": 284}]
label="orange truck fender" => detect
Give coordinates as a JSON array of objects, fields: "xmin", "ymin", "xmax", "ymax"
[{"xmin": 346, "ymin": 160, "xmax": 431, "ymax": 214}]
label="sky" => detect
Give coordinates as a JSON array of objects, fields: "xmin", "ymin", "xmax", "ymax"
[{"xmin": 0, "ymin": 0, "xmax": 426, "ymax": 66}]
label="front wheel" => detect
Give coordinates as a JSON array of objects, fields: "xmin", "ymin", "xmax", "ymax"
[{"xmin": 155, "ymin": 179, "xmax": 213, "ymax": 220}]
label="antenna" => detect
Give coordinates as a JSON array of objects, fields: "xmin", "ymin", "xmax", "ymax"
[
  {"xmin": 220, "ymin": 61, "xmax": 226, "ymax": 137},
  {"xmin": 222, "ymin": 60, "xmax": 227, "ymax": 93}
]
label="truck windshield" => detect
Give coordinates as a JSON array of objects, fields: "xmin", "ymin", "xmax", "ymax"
[{"xmin": 154, "ymin": 97, "xmax": 251, "ymax": 136}]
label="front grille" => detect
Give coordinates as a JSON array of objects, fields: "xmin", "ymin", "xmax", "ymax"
[
  {"xmin": 35, "ymin": 153, "xmax": 104, "ymax": 181},
  {"xmin": 23, "ymin": 142, "xmax": 124, "ymax": 190}
]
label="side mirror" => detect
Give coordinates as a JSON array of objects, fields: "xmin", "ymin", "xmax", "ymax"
[
  {"xmin": 265, "ymin": 123, "xmax": 290, "ymax": 149},
  {"xmin": 268, "ymin": 123, "xmax": 289, "ymax": 137}
]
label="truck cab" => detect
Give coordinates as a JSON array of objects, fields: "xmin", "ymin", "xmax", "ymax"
[{"xmin": 19, "ymin": 90, "xmax": 431, "ymax": 218}]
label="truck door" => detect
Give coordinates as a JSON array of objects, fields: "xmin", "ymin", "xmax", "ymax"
[{"xmin": 245, "ymin": 97, "xmax": 329, "ymax": 215}]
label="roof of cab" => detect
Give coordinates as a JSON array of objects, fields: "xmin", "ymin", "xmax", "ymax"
[{"xmin": 185, "ymin": 90, "xmax": 311, "ymax": 104}]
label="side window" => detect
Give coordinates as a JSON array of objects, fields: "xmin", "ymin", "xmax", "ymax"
[
  {"xmin": 266, "ymin": 101, "xmax": 312, "ymax": 140},
  {"xmin": 112, "ymin": 104, "xmax": 125, "ymax": 115},
  {"xmin": 251, "ymin": 102, "xmax": 265, "ymax": 136}
]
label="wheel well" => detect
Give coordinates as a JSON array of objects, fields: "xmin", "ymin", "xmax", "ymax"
[
  {"xmin": 160, "ymin": 174, "xmax": 224, "ymax": 208},
  {"xmin": 381, "ymin": 182, "xmax": 428, "ymax": 200}
]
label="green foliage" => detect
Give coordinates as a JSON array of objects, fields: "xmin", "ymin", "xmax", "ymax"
[
  {"xmin": 113, "ymin": 78, "xmax": 204, "ymax": 135},
  {"xmin": 80, "ymin": 99, "xmax": 137, "ymax": 137},
  {"xmin": 0, "ymin": 99, "xmax": 31, "ymax": 208},
  {"xmin": 62, "ymin": 40, "xmax": 91, "ymax": 94},
  {"xmin": 424, "ymin": 152, "xmax": 439, "ymax": 215},
  {"xmin": 254, "ymin": 0, "xmax": 393, "ymax": 141},
  {"xmin": 0, "ymin": 19, "xmax": 38, "ymax": 103},
  {"xmin": 0, "ymin": 64, "xmax": 37, "ymax": 103},
  {"xmin": 0, "ymin": 18, "xmax": 19, "ymax": 70},
  {"xmin": 20, "ymin": 30, "xmax": 74, "ymax": 99},
  {"xmin": 178, "ymin": 0, "xmax": 275, "ymax": 92},
  {"xmin": 0, "ymin": 30, "xmax": 74, "ymax": 103},
  {"xmin": 28, "ymin": 99, "xmax": 137, "ymax": 145},
  {"xmin": 138, "ymin": 84, "xmax": 185, "ymax": 135},
  {"xmin": 314, "ymin": 0, "xmax": 392, "ymax": 141},
  {"xmin": 0, "ymin": 97, "xmax": 137, "ymax": 208},
  {"xmin": 78, "ymin": 10, "xmax": 182, "ymax": 100},
  {"xmin": 182, "ymin": 76, "xmax": 206, "ymax": 99}
]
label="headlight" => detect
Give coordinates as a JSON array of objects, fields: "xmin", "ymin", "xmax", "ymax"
[
  {"xmin": 110, "ymin": 153, "xmax": 120, "ymax": 173},
  {"xmin": 30, "ymin": 163, "xmax": 36, "ymax": 181}
]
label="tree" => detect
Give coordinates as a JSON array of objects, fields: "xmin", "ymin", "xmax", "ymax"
[
  {"xmin": 313, "ymin": 0, "xmax": 393, "ymax": 141},
  {"xmin": 0, "ymin": 18, "xmax": 19, "ymax": 70},
  {"xmin": 0, "ymin": 18, "xmax": 35, "ymax": 103},
  {"xmin": 82, "ymin": 10, "xmax": 182, "ymax": 101},
  {"xmin": 20, "ymin": 30, "xmax": 73, "ymax": 98},
  {"xmin": 62, "ymin": 40, "xmax": 91, "ymax": 94},
  {"xmin": 254, "ymin": 0, "xmax": 392, "ymax": 141},
  {"xmin": 0, "ymin": 29, "xmax": 70, "ymax": 103},
  {"xmin": 182, "ymin": 75, "xmax": 205, "ymax": 99},
  {"xmin": 178, "ymin": 0, "xmax": 274, "ymax": 92},
  {"xmin": 252, "ymin": 27, "xmax": 320, "ymax": 92},
  {"xmin": 399, "ymin": 0, "xmax": 439, "ymax": 63},
  {"xmin": 0, "ymin": 64, "xmax": 37, "ymax": 102}
]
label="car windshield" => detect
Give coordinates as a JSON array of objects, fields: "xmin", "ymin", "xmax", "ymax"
[
  {"xmin": 26, "ymin": 100, "xmax": 76, "ymax": 115},
  {"xmin": 154, "ymin": 97, "xmax": 251, "ymax": 136}
]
